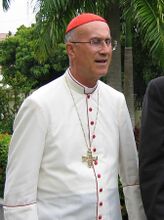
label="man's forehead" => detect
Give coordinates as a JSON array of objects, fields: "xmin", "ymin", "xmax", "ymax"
[{"xmin": 75, "ymin": 21, "xmax": 110, "ymax": 37}]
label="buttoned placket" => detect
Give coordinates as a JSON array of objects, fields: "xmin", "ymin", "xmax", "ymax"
[
  {"xmin": 66, "ymin": 70, "xmax": 105, "ymax": 219},
  {"xmin": 86, "ymin": 93, "xmax": 104, "ymax": 220}
]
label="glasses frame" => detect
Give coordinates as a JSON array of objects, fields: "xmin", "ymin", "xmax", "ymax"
[{"xmin": 70, "ymin": 38, "xmax": 117, "ymax": 51}]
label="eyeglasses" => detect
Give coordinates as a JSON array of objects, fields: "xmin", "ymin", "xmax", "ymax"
[{"xmin": 70, "ymin": 38, "xmax": 117, "ymax": 51}]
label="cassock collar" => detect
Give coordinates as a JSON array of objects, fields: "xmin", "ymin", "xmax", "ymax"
[{"xmin": 65, "ymin": 68, "xmax": 98, "ymax": 94}]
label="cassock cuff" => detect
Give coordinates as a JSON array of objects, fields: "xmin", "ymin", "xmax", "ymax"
[
  {"xmin": 3, "ymin": 202, "xmax": 38, "ymax": 220},
  {"xmin": 123, "ymin": 184, "xmax": 147, "ymax": 220}
]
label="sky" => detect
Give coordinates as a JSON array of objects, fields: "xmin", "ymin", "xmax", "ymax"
[{"xmin": 0, "ymin": 0, "xmax": 36, "ymax": 34}]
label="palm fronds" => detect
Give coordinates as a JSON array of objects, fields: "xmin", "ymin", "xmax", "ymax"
[
  {"xmin": 132, "ymin": 0, "xmax": 164, "ymax": 67},
  {"xmin": 34, "ymin": 0, "xmax": 111, "ymax": 61},
  {"xmin": 2, "ymin": 0, "xmax": 11, "ymax": 11}
]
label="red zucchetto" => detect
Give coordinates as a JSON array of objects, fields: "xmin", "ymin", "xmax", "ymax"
[{"xmin": 65, "ymin": 13, "xmax": 107, "ymax": 33}]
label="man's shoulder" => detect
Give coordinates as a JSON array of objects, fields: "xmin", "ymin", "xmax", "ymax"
[
  {"xmin": 148, "ymin": 76, "xmax": 164, "ymax": 92},
  {"xmin": 146, "ymin": 76, "xmax": 164, "ymax": 102},
  {"xmin": 99, "ymin": 80, "xmax": 124, "ymax": 98},
  {"xmin": 149, "ymin": 76, "xmax": 164, "ymax": 86},
  {"xmin": 23, "ymin": 74, "xmax": 65, "ymax": 108},
  {"xmin": 31, "ymin": 75, "xmax": 64, "ymax": 98}
]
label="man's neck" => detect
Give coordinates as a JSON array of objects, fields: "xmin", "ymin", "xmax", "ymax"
[
  {"xmin": 69, "ymin": 68, "xmax": 97, "ymax": 88},
  {"xmin": 68, "ymin": 68, "xmax": 98, "ymax": 94}
]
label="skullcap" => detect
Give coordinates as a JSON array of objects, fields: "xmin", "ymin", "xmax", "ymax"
[{"xmin": 66, "ymin": 13, "xmax": 107, "ymax": 33}]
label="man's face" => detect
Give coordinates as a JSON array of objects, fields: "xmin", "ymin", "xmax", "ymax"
[{"xmin": 67, "ymin": 21, "xmax": 112, "ymax": 87}]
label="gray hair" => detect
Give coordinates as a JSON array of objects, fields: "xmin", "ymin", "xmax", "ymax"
[{"xmin": 64, "ymin": 29, "xmax": 76, "ymax": 43}]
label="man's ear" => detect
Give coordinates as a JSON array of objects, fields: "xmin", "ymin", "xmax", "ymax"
[{"xmin": 66, "ymin": 43, "xmax": 75, "ymax": 58}]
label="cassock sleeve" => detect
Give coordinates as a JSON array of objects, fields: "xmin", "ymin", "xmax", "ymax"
[
  {"xmin": 3, "ymin": 97, "xmax": 48, "ymax": 220},
  {"xmin": 118, "ymin": 95, "xmax": 147, "ymax": 220},
  {"xmin": 139, "ymin": 78, "xmax": 164, "ymax": 219}
]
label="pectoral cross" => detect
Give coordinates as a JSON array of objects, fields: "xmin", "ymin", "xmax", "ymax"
[{"xmin": 82, "ymin": 149, "xmax": 98, "ymax": 168}]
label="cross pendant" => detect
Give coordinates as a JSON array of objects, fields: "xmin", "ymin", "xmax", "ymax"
[{"xmin": 82, "ymin": 149, "xmax": 98, "ymax": 168}]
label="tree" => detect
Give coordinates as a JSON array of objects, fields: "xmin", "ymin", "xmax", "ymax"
[
  {"xmin": 2, "ymin": 0, "xmax": 12, "ymax": 11},
  {"xmin": 133, "ymin": 31, "xmax": 164, "ymax": 104},
  {"xmin": 0, "ymin": 25, "xmax": 68, "ymax": 88},
  {"xmin": 34, "ymin": 0, "xmax": 164, "ymax": 69},
  {"xmin": 131, "ymin": 0, "xmax": 164, "ymax": 68},
  {"xmin": 120, "ymin": 1, "xmax": 136, "ymax": 126},
  {"xmin": 106, "ymin": 1, "xmax": 122, "ymax": 92},
  {"xmin": 0, "ymin": 25, "xmax": 68, "ymax": 133},
  {"xmin": 123, "ymin": 15, "xmax": 135, "ymax": 126},
  {"xmin": 120, "ymin": 0, "xmax": 164, "ymax": 126}
]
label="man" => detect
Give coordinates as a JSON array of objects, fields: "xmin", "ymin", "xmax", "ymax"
[
  {"xmin": 139, "ymin": 76, "xmax": 164, "ymax": 220},
  {"xmin": 4, "ymin": 13, "xmax": 146, "ymax": 220}
]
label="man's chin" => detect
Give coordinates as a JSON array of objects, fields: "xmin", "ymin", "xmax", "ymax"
[{"xmin": 98, "ymin": 71, "xmax": 108, "ymax": 78}]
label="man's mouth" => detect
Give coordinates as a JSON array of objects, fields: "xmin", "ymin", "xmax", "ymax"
[{"xmin": 95, "ymin": 59, "xmax": 107, "ymax": 64}]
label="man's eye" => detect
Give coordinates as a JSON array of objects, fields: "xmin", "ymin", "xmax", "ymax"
[
  {"xmin": 91, "ymin": 39, "xmax": 101, "ymax": 45},
  {"xmin": 105, "ymin": 39, "xmax": 111, "ymax": 45}
]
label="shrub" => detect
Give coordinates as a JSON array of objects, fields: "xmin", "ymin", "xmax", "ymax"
[
  {"xmin": 0, "ymin": 133, "xmax": 11, "ymax": 198},
  {"xmin": 119, "ymin": 179, "xmax": 128, "ymax": 219},
  {"xmin": 0, "ymin": 86, "xmax": 15, "ymax": 134}
]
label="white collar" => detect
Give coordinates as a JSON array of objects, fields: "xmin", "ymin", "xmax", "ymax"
[{"xmin": 66, "ymin": 68, "xmax": 98, "ymax": 94}]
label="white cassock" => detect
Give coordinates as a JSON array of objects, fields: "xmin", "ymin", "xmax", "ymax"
[{"xmin": 3, "ymin": 69, "xmax": 146, "ymax": 220}]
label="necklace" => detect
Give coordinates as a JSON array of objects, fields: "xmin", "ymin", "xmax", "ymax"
[{"xmin": 65, "ymin": 75, "xmax": 99, "ymax": 168}]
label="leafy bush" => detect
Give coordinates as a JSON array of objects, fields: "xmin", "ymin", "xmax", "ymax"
[
  {"xmin": 0, "ymin": 86, "xmax": 15, "ymax": 134},
  {"xmin": 0, "ymin": 133, "xmax": 11, "ymax": 197},
  {"xmin": 119, "ymin": 181, "xmax": 128, "ymax": 219}
]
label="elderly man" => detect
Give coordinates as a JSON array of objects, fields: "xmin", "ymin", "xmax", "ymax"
[{"xmin": 4, "ymin": 13, "xmax": 146, "ymax": 220}]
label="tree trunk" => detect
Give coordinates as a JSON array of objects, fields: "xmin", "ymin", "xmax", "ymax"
[
  {"xmin": 123, "ymin": 16, "xmax": 135, "ymax": 127},
  {"xmin": 124, "ymin": 47, "xmax": 135, "ymax": 127},
  {"xmin": 106, "ymin": 2, "xmax": 122, "ymax": 92}
]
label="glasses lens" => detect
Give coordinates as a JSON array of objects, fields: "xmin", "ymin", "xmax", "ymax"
[
  {"xmin": 105, "ymin": 39, "xmax": 111, "ymax": 45},
  {"xmin": 90, "ymin": 38, "xmax": 102, "ymax": 46}
]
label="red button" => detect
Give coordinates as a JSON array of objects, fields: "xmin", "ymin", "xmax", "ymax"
[
  {"xmin": 94, "ymin": 160, "xmax": 98, "ymax": 165},
  {"xmin": 99, "ymin": 188, "xmax": 103, "ymax": 192},
  {"xmin": 97, "ymin": 174, "xmax": 101, "ymax": 178},
  {"xmin": 87, "ymin": 94, "xmax": 90, "ymax": 98},
  {"xmin": 99, "ymin": 202, "xmax": 103, "ymax": 206},
  {"xmin": 92, "ymin": 134, "xmax": 96, "ymax": 139},
  {"xmin": 98, "ymin": 215, "xmax": 102, "ymax": 219},
  {"xmin": 90, "ymin": 121, "xmax": 94, "ymax": 125},
  {"xmin": 89, "ymin": 107, "xmax": 92, "ymax": 112},
  {"xmin": 93, "ymin": 148, "xmax": 96, "ymax": 152}
]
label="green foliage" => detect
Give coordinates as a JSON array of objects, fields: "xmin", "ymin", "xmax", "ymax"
[
  {"xmin": 0, "ymin": 25, "xmax": 68, "ymax": 88},
  {"xmin": 2, "ymin": 0, "xmax": 11, "ymax": 11},
  {"xmin": 0, "ymin": 86, "xmax": 14, "ymax": 134},
  {"xmin": 0, "ymin": 25, "xmax": 69, "ymax": 133},
  {"xmin": 121, "ymin": 0, "xmax": 164, "ymax": 67},
  {"xmin": 119, "ymin": 179, "xmax": 128, "ymax": 219},
  {"xmin": 131, "ymin": 0, "xmax": 164, "ymax": 68},
  {"xmin": 0, "ymin": 26, "xmax": 37, "ymax": 91},
  {"xmin": 0, "ymin": 133, "xmax": 10, "ymax": 197},
  {"xmin": 34, "ymin": 0, "xmax": 112, "ymax": 61},
  {"xmin": 133, "ymin": 31, "xmax": 164, "ymax": 104},
  {"xmin": 34, "ymin": 0, "xmax": 164, "ymax": 67}
]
